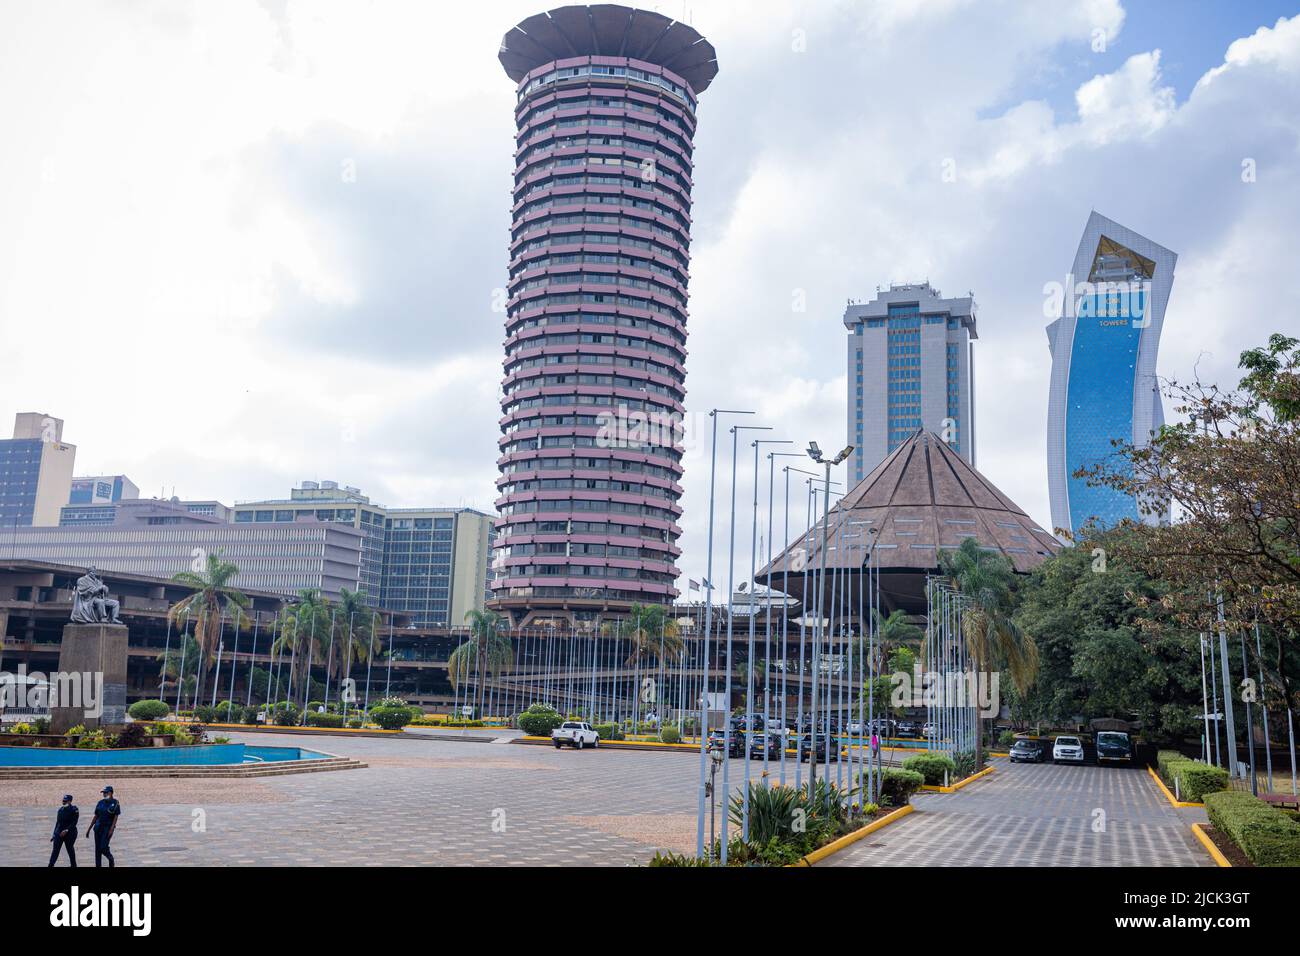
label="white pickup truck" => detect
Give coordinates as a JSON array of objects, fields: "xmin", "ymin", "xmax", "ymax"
[{"xmin": 551, "ymin": 721, "xmax": 600, "ymax": 749}]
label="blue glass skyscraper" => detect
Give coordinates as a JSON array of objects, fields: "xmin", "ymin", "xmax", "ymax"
[{"xmin": 1045, "ymin": 212, "xmax": 1176, "ymax": 537}]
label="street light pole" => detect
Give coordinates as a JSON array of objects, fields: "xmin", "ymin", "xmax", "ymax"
[
  {"xmin": 695, "ymin": 408, "xmax": 753, "ymax": 861},
  {"xmin": 804, "ymin": 442, "xmax": 853, "ymax": 801}
]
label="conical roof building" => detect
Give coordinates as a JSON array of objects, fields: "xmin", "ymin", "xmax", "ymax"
[{"xmin": 760, "ymin": 431, "xmax": 1060, "ymax": 617}]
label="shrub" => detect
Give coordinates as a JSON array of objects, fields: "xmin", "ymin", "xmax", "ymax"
[
  {"xmin": 875, "ymin": 768, "xmax": 925, "ymax": 807},
  {"xmin": 1205, "ymin": 790, "xmax": 1300, "ymax": 866},
  {"xmin": 214, "ymin": 700, "xmax": 243, "ymax": 723},
  {"xmin": 1156, "ymin": 750, "xmax": 1228, "ymax": 801},
  {"xmin": 76, "ymin": 730, "xmax": 111, "ymax": 750},
  {"xmin": 348, "ymin": 718, "xmax": 362, "ymax": 728},
  {"xmin": 902, "ymin": 753, "xmax": 957, "ymax": 786},
  {"xmin": 271, "ymin": 702, "xmax": 301, "ymax": 727},
  {"xmin": 517, "ymin": 703, "xmax": 564, "ymax": 737},
  {"xmin": 593, "ymin": 722, "xmax": 624, "ymax": 741},
  {"xmin": 306, "ymin": 712, "xmax": 344, "ymax": 728},
  {"xmin": 9, "ymin": 722, "xmax": 33, "ymax": 735},
  {"xmin": 997, "ymin": 730, "xmax": 1016, "ymax": 747},
  {"xmin": 193, "ymin": 705, "xmax": 217, "ymax": 723},
  {"xmin": 65, "ymin": 724, "xmax": 87, "ymax": 738},
  {"xmin": 128, "ymin": 699, "xmax": 171, "ymax": 721},
  {"xmin": 370, "ymin": 705, "xmax": 413, "ymax": 730},
  {"xmin": 953, "ymin": 749, "xmax": 984, "ymax": 779},
  {"xmin": 659, "ymin": 725, "xmax": 682, "ymax": 744},
  {"xmin": 242, "ymin": 707, "xmax": 261, "ymax": 725},
  {"xmin": 648, "ymin": 850, "xmax": 712, "ymax": 867},
  {"xmin": 114, "ymin": 723, "xmax": 149, "ymax": 749}
]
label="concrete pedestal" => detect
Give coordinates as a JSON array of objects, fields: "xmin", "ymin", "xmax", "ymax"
[{"xmin": 51, "ymin": 623, "xmax": 129, "ymax": 734}]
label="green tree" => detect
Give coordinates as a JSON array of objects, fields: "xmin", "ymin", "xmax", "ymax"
[
  {"xmin": 271, "ymin": 589, "xmax": 332, "ymax": 697},
  {"xmin": 449, "ymin": 609, "xmax": 512, "ymax": 715},
  {"xmin": 169, "ymin": 550, "xmax": 249, "ymax": 709}
]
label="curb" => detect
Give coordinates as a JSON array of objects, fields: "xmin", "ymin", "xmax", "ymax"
[
  {"xmin": 514, "ymin": 735, "xmax": 698, "ymax": 753},
  {"xmin": 921, "ymin": 766, "xmax": 995, "ymax": 793},
  {"xmin": 788, "ymin": 804, "xmax": 916, "ymax": 867},
  {"xmin": 176, "ymin": 721, "xmax": 404, "ymax": 739},
  {"xmin": 1146, "ymin": 765, "xmax": 1205, "ymax": 808},
  {"xmin": 1191, "ymin": 823, "xmax": 1231, "ymax": 867}
]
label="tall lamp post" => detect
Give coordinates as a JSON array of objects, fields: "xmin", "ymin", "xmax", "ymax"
[
  {"xmin": 804, "ymin": 441, "xmax": 853, "ymax": 799},
  {"xmin": 695, "ymin": 409, "xmax": 754, "ymax": 861}
]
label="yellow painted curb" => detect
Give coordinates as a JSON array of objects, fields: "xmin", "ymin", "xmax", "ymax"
[
  {"xmin": 179, "ymin": 720, "xmax": 403, "ymax": 735},
  {"xmin": 519, "ymin": 735, "xmax": 698, "ymax": 749},
  {"xmin": 1146, "ymin": 765, "xmax": 1204, "ymax": 808},
  {"xmin": 789, "ymin": 804, "xmax": 916, "ymax": 867},
  {"xmin": 1191, "ymin": 823, "xmax": 1231, "ymax": 867},
  {"xmin": 920, "ymin": 765, "xmax": 995, "ymax": 793}
]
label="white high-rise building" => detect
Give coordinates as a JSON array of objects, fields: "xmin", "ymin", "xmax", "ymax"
[{"xmin": 843, "ymin": 282, "xmax": 977, "ymax": 483}]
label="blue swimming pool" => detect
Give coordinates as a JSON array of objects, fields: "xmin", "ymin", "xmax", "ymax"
[{"xmin": 0, "ymin": 743, "xmax": 327, "ymax": 767}]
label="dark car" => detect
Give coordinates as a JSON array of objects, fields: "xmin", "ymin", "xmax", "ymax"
[
  {"xmin": 896, "ymin": 720, "xmax": 920, "ymax": 738},
  {"xmin": 799, "ymin": 733, "xmax": 840, "ymax": 763},
  {"xmin": 748, "ymin": 733, "xmax": 783, "ymax": 760},
  {"xmin": 708, "ymin": 728, "xmax": 747, "ymax": 758},
  {"xmin": 1009, "ymin": 738, "xmax": 1047, "ymax": 763},
  {"xmin": 1095, "ymin": 731, "xmax": 1133, "ymax": 765}
]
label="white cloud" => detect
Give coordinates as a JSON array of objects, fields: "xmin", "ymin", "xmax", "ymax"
[{"xmin": 2, "ymin": 1, "xmax": 1298, "ymax": 596}]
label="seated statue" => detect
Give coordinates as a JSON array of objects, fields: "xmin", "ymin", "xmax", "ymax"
[{"xmin": 70, "ymin": 566, "xmax": 122, "ymax": 625}]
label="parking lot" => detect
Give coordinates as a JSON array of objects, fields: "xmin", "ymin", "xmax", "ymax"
[{"xmin": 822, "ymin": 758, "xmax": 1211, "ymax": 867}]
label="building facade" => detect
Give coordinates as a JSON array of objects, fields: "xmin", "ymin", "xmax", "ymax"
[
  {"xmin": 843, "ymin": 283, "xmax": 977, "ymax": 483},
  {"xmin": 491, "ymin": 5, "xmax": 718, "ymax": 627},
  {"xmin": 0, "ymin": 412, "xmax": 76, "ymax": 527},
  {"xmin": 1045, "ymin": 212, "xmax": 1176, "ymax": 537},
  {"xmin": 69, "ymin": 474, "xmax": 139, "ymax": 505},
  {"xmin": 382, "ymin": 508, "xmax": 494, "ymax": 628},
  {"xmin": 0, "ymin": 519, "xmax": 365, "ymax": 597},
  {"xmin": 233, "ymin": 481, "xmax": 386, "ymax": 601}
]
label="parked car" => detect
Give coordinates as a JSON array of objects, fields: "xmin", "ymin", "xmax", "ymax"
[
  {"xmin": 748, "ymin": 733, "xmax": 782, "ymax": 760},
  {"xmin": 799, "ymin": 733, "xmax": 840, "ymax": 763},
  {"xmin": 896, "ymin": 720, "xmax": 920, "ymax": 738},
  {"xmin": 1052, "ymin": 735, "xmax": 1085, "ymax": 764},
  {"xmin": 551, "ymin": 721, "xmax": 599, "ymax": 750},
  {"xmin": 1009, "ymin": 738, "xmax": 1047, "ymax": 763},
  {"xmin": 708, "ymin": 727, "xmax": 747, "ymax": 758},
  {"xmin": 921, "ymin": 721, "xmax": 937, "ymax": 738},
  {"xmin": 869, "ymin": 718, "xmax": 896, "ymax": 737},
  {"xmin": 1095, "ymin": 731, "xmax": 1133, "ymax": 765}
]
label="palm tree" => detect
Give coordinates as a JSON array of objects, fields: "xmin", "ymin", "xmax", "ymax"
[
  {"xmin": 607, "ymin": 603, "xmax": 683, "ymax": 667},
  {"xmin": 938, "ymin": 537, "xmax": 1038, "ymax": 761},
  {"xmin": 170, "ymin": 551, "xmax": 249, "ymax": 709},
  {"xmin": 603, "ymin": 604, "xmax": 682, "ymax": 726},
  {"xmin": 449, "ymin": 609, "xmax": 512, "ymax": 716},
  {"xmin": 157, "ymin": 634, "xmax": 201, "ymax": 705},
  {"xmin": 271, "ymin": 589, "xmax": 331, "ymax": 699},
  {"xmin": 329, "ymin": 588, "xmax": 381, "ymax": 682}
]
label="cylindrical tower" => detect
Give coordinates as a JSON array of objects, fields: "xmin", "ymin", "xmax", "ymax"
[{"xmin": 492, "ymin": 5, "xmax": 718, "ymax": 628}]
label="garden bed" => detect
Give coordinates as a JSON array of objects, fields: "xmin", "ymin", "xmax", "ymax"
[{"xmin": 1201, "ymin": 825, "xmax": 1252, "ymax": 867}]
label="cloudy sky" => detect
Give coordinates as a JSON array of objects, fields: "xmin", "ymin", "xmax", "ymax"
[{"xmin": 2, "ymin": 0, "xmax": 1298, "ymax": 588}]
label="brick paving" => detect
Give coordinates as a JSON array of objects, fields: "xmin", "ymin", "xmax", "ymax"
[
  {"xmin": 821, "ymin": 758, "xmax": 1211, "ymax": 867},
  {"xmin": 2, "ymin": 735, "xmax": 1210, "ymax": 867}
]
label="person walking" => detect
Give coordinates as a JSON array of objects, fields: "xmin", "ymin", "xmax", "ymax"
[
  {"xmin": 48, "ymin": 794, "xmax": 78, "ymax": 867},
  {"xmin": 86, "ymin": 785, "xmax": 121, "ymax": 867}
]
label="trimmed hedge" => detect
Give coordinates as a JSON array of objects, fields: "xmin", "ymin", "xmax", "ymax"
[
  {"xmin": 305, "ymin": 712, "xmax": 344, "ymax": 728},
  {"xmin": 1156, "ymin": 750, "xmax": 1229, "ymax": 802},
  {"xmin": 593, "ymin": 722, "xmax": 624, "ymax": 741},
  {"xmin": 659, "ymin": 726, "xmax": 681, "ymax": 744},
  {"xmin": 876, "ymin": 768, "xmax": 924, "ymax": 807},
  {"xmin": 1204, "ymin": 790, "xmax": 1300, "ymax": 867},
  {"xmin": 902, "ymin": 753, "xmax": 958, "ymax": 786},
  {"xmin": 128, "ymin": 699, "xmax": 171, "ymax": 721}
]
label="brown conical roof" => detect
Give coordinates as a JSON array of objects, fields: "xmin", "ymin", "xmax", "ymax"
[{"xmin": 760, "ymin": 431, "xmax": 1059, "ymax": 596}]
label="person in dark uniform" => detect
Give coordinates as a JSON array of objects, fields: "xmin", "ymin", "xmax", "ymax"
[
  {"xmin": 48, "ymin": 794, "xmax": 78, "ymax": 867},
  {"xmin": 86, "ymin": 785, "xmax": 120, "ymax": 867}
]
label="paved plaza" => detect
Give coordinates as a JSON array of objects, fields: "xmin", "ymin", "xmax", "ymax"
[
  {"xmin": 1, "ymin": 731, "xmax": 1209, "ymax": 866},
  {"xmin": 821, "ymin": 760, "xmax": 1211, "ymax": 867}
]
